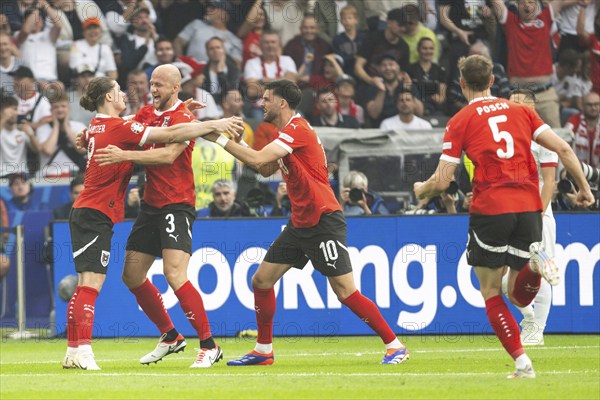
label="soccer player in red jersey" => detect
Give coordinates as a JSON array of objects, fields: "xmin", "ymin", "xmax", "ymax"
[
  {"xmin": 93, "ymin": 64, "xmax": 223, "ymax": 368},
  {"xmin": 203, "ymin": 79, "xmax": 409, "ymax": 366},
  {"xmin": 62, "ymin": 76, "xmax": 243, "ymax": 370},
  {"xmin": 414, "ymin": 55, "xmax": 594, "ymax": 378}
]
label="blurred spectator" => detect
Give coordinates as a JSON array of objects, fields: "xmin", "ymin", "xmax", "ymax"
[
  {"xmin": 125, "ymin": 186, "xmax": 142, "ymax": 219},
  {"xmin": 354, "ymin": 8, "xmax": 410, "ymax": 88},
  {"xmin": 174, "ymin": 0, "xmax": 243, "ymax": 65},
  {"xmin": 490, "ymin": 0, "xmax": 574, "ymax": 128},
  {"xmin": 4, "ymin": 0, "xmax": 36, "ymax": 33},
  {"xmin": 557, "ymin": 0, "xmax": 598, "ymax": 55},
  {"xmin": 0, "ymin": 13, "xmax": 10, "ymax": 34},
  {"xmin": 69, "ymin": 18, "xmax": 118, "ymax": 79},
  {"xmin": 335, "ymin": 74, "xmax": 364, "ymax": 126},
  {"xmin": 0, "ymin": 94, "xmax": 40, "ymax": 177},
  {"xmin": 154, "ymin": 0, "xmax": 204, "ymax": 40},
  {"xmin": 201, "ymin": 37, "xmax": 240, "ymax": 106},
  {"xmin": 577, "ymin": 4, "xmax": 600, "ymax": 96},
  {"xmin": 68, "ymin": 64, "xmax": 95, "ymax": 125},
  {"xmin": 192, "ymin": 138, "xmax": 237, "ymax": 210},
  {"xmin": 264, "ymin": 0, "xmax": 308, "ymax": 47},
  {"xmin": 52, "ymin": 174, "xmax": 84, "ymax": 220},
  {"xmin": 36, "ymin": 92, "xmax": 86, "ymax": 178},
  {"xmin": 0, "ymin": 31, "xmax": 25, "ymax": 95},
  {"xmin": 339, "ymin": 170, "xmax": 389, "ymax": 216},
  {"xmin": 11, "ymin": 66, "xmax": 51, "ymax": 130},
  {"xmin": 332, "ymin": 5, "xmax": 365, "ymax": 78},
  {"xmin": 379, "ymin": 90, "xmax": 433, "ymax": 131},
  {"xmin": 115, "ymin": 5, "xmax": 158, "ymax": 76},
  {"xmin": 144, "ymin": 37, "xmax": 176, "ymax": 78},
  {"xmin": 311, "ymin": 88, "xmax": 359, "ymax": 128},
  {"xmin": 228, "ymin": 0, "xmax": 262, "ymax": 39},
  {"xmin": 197, "ymin": 179, "xmax": 253, "ymax": 218},
  {"xmin": 284, "ymin": 14, "xmax": 333, "ymax": 87},
  {"xmin": 0, "ymin": 197, "xmax": 9, "ymax": 281},
  {"xmin": 174, "ymin": 60, "xmax": 220, "ymax": 120},
  {"xmin": 397, "ymin": 4, "xmax": 439, "ymax": 65},
  {"xmin": 315, "ymin": 1, "xmax": 366, "ymax": 44},
  {"xmin": 241, "ymin": 1, "xmax": 270, "ymax": 66},
  {"xmin": 553, "ymin": 49, "xmax": 591, "ymax": 125},
  {"xmin": 52, "ymin": 0, "xmax": 113, "ymax": 82},
  {"xmin": 221, "ymin": 88, "xmax": 254, "ymax": 147},
  {"xmin": 97, "ymin": 0, "xmax": 156, "ymax": 38},
  {"xmin": 15, "ymin": 0, "xmax": 61, "ymax": 82},
  {"xmin": 270, "ymin": 181, "xmax": 291, "ymax": 217},
  {"xmin": 243, "ymin": 30, "xmax": 298, "ymax": 119},
  {"xmin": 438, "ymin": 0, "xmax": 495, "ymax": 83},
  {"xmin": 564, "ymin": 92, "xmax": 600, "ymax": 167},
  {"xmin": 407, "ymin": 37, "xmax": 447, "ymax": 116},
  {"xmin": 365, "ymin": 53, "xmax": 423, "ymax": 127},
  {"xmin": 308, "ymin": 53, "xmax": 344, "ymax": 91},
  {"xmin": 252, "ymin": 121, "xmax": 278, "ymax": 150},
  {"xmin": 124, "ymin": 69, "xmax": 151, "ymax": 115},
  {"xmin": 5, "ymin": 172, "xmax": 35, "ymax": 211},
  {"xmin": 446, "ymin": 40, "xmax": 510, "ymax": 116}
]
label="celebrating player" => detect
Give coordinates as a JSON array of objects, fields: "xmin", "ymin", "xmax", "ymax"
[
  {"xmin": 505, "ymin": 89, "xmax": 556, "ymax": 345},
  {"xmin": 204, "ymin": 79, "xmax": 409, "ymax": 366},
  {"xmin": 414, "ymin": 55, "xmax": 594, "ymax": 378},
  {"xmin": 62, "ymin": 76, "xmax": 243, "ymax": 370},
  {"xmin": 92, "ymin": 64, "xmax": 223, "ymax": 368}
]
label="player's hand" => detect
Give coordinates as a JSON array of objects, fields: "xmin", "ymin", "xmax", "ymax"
[
  {"xmin": 213, "ymin": 116, "xmax": 245, "ymax": 138},
  {"xmin": 184, "ymin": 98, "xmax": 206, "ymax": 112},
  {"xmin": 202, "ymin": 131, "xmax": 220, "ymax": 143},
  {"xmin": 575, "ymin": 187, "xmax": 595, "ymax": 208},
  {"xmin": 75, "ymin": 129, "xmax": 88, "ymax": 150},
  {"xmin": 95, "ymin": 145, "xmax": 126, "ymax": 166},
  {"xmin": 414, "ymin": 181, "xmax": 426, "ymax": 200}
]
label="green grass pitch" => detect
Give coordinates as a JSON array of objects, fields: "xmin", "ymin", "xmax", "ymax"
[{"xmin": 1, "ymin": 335, "xmax": 599, "ymax": 399}]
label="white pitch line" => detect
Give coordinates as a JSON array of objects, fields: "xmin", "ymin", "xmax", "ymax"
[
  {"xmin": 1, "ymin": 370, "xmax": 598, "ymax": 378},
  {"xmin": 1, "ymin": 345, "xmax": 599, "ymax": 365}
]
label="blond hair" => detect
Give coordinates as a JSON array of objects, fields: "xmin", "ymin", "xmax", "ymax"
[{"xmin": 458, "ymin": 55, "xmax": 493, "ymax": 92}]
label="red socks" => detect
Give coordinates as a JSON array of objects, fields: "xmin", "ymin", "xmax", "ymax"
[
  {"xmin": 73, "ymin": 286, "xmax": 99, "ymax": 346},
  {"xmin": 485, "ymin": 295, "xmax": 524, "ymax": 359},
  {"xmin": 66, "ymin": 286, "xmax": 81, "ymax": 347},
  {"xmin": 342, "ymin": 290, "xmax": 397, "ymax": 344},
  {"xmin": 174, "ymin": 280, "xmax": 212, "ymax": 340},
  {"xmin": 253, "ymin": 286, "xmax": 276, "ymax": 344},
  {"xmin": 130, "ymin": 279, "xmax": 174, "ymax": 334},
  {"xmin": 511, "ymin": 263, "xmax": 542, "ymax": 306}
]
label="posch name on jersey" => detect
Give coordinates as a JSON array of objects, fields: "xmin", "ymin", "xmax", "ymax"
[
  {"xmin": 476, "ymin": 102, "xmax": 510, "ymax": 115},
  {"xmin": 88, "ymin": 125, "xmax": 106, "ymax": 134}
]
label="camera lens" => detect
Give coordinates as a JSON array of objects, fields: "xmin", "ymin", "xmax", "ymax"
[
  {"xmin": 349, "ymin": 188, "xmax": 364, "ymax": 203},
  {"xmin": 445, "ymin": 181, "xmax": 459, "ymax": 195},
  {"xmin": 557, "ymin": 179, "xmax": 575, "ymax": 195}
]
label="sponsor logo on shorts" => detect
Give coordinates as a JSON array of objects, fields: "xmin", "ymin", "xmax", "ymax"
[{"xmin": 101, "ymin": 250, "xmax": 110, "ymax": 267}]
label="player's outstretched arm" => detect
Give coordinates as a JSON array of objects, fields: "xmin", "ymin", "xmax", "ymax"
[
  {"xmin": 95, "ymin": 143, "xmax": 187, "ymax": 166},
  {"xmin": 536, "ymin": 129, "xmax": 595, "ymax": 207},
  {"xmin": 144, "ymin": 117, "xmax": 244, "ymax": 145},
  {"xmin": 414, "ymin": 159, "xmax": 458, "ymax": 200},
  {"xmin": 204, "ymin": 132, "xmax": 288, "ymax": 177}
]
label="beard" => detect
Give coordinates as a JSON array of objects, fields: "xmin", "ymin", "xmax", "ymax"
[{"xmin": 263, "ymin": 109, "xmax": 275, "ymax": 123}]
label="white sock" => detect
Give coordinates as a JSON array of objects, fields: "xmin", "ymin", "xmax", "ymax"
[
  {"xmin": 385, "ymin": 338, "xmax": 402, "ymax": 350},
  {"xmin": 533, "ymin": 279, "xmax": 552, "ymax": 332},
  {"xmin": 515, "ymin": 353, "xmax": 532, "ymax": 370},
  {"xmin": 254, "ymin": 343, "xmax": 272, "ymax": 354},
  {"xmin": 66, "ymin": 346, "xmax": 78, "ymax": 357},
  {"xmin": 501, "ymin": 273, "xmax": 509, "ymax": 296}
]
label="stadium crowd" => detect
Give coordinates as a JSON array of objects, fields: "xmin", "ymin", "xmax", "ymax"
[{"xmin": 1, "ymin": 0, "xmax": 599, "ymax": 221}]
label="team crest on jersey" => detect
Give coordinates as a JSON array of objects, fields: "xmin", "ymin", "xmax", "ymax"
[
  {"xmin": 130, "ymin": 122, "xmax": 145, "ymax": 134},
  {"xmin": 161, "ymin": 116, "xmax": 171, "ymax": 127},
  {"xmin": 100, "ymin": 250, "xmax": 110, "ymax": 267}
]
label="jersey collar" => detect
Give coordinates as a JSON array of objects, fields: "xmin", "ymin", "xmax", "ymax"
[
  {"xmin": 469, "ymin": 96, "xmax": 497, "ymax": 105},
  {"xmin": 95, "ymin": 113, "xmax": 113, "ymax": 118},
  {"xmin": 283, "ymin": 113, "xmax": 302, "ymax": 128},
  {"xmin": 153, "ymin": 100, "xmax": 183, "ymax": 116}
]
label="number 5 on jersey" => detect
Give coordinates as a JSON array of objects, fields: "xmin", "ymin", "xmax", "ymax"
[{"xmin": 488, "ymin": 115, "xmax": 514, "ymax": 159}]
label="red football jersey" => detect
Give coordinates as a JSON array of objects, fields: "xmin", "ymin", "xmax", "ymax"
[
  {"xmin": 134, "ymin": 101, "xmax": 196, "ymax": 208},
  {"xmin": 441, "ymin": 97, "xmax": 548, "ymax": 215},
  {"xmin": 273, "ymin": 114, "xmax": 341, "ymax": 228},
  {"xmin": 501, "ymin": 7, "xmax": 554, "ymax": 78},
  {"xmin": 74, "ymin": 115, "xmax": 151, "ymax": 223}
]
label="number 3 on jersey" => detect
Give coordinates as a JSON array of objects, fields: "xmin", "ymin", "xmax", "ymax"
[{"xmin": 488, "ymin": 115, "xmax": 514, "ymax": 159}]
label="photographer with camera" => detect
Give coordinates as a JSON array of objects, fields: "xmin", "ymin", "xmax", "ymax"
[
  {"xmin": 556, "ymin": 162, "xmax": 600, "ymax": 210},
  {"xmin": 270, "ymin": 182, "xmax": 291, "ymax": 217},
  {"xmin": 340, "ymin": 171, "xmax": 389, "ymax": 216}
]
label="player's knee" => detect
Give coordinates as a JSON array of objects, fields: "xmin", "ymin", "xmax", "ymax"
[
  {"xmin": 163, "ymin": 266, "xmax": 186, "ymax": 289},
  {"xmin": 251, "ymin": 273, "xmax": 273, "ymax": 289},
  {"xmin": 122, "ymin": 269, "xmax": 143, "ymax": 289}
]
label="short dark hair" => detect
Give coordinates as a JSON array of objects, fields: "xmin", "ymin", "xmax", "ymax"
[
  {"xmin": 387, "ymin": 6, "xmax": 419, "ymax": 25},
  {"xmin": 509, "ymin": 88, "xmax": 536, "ymax": 103},
  {"xmin": 265, "ymin": 80, "xmax": 302, "ymax": 110},
  {"xmin": 205, "ymin": 36, "xmax": 225, "ymax": 51},
  {"xmin": 0, "ymin": 94, "xmax": 18, "ymax": 112}
]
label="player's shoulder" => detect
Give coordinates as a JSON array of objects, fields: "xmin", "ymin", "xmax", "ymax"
[
  {"xmin": 172, "ymin": 103, "xmax": 195, "ymax": 120},
  {"xmin": 135, "ymin": 105, "xmax": 155, "ymax": 122}
]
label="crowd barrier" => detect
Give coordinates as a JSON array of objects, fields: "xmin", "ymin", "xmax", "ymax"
[{"xmin": 27, "ymin": 213, "xmax": 597, "ymax": 338}]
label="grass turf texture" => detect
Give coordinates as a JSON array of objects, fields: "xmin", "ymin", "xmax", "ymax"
[{"xmin": 1, "ymin": 335, "xmax": 598, "ymax": 399}]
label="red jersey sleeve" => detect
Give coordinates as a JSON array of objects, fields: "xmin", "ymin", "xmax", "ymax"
[
  {"xmin": 117, "ymin": 119, "xmax": 152, "ymax": 147},
  {"xmin": 273, "ymin": 117, "xmax": 310, "ymax": 154},
  {"xmin": 525, "ymin": 107, "xmax": 551, "ymax": 141},
  {"xmin": 440, "ymin": 117, "xmax": 464, "ymax": 164}
]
